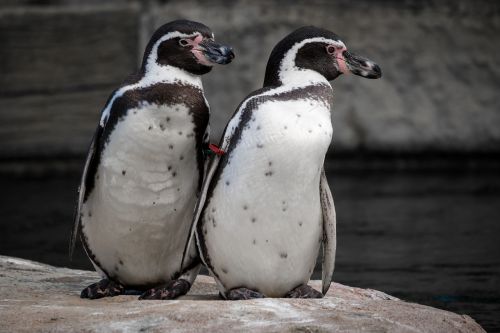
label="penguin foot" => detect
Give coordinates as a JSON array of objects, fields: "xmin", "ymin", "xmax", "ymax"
[
  {"xmin": 285, "ymin": 284, "xmax": 323, "ymax": 298},
  {"xmin": 80, "ymin": 279, "xmax": 124, "ymax": 299},
  {"xmin": 226, "ymin": 288, "xmax": 265, "ymax": 300},
  {"xmin": 138, "ymin": 279, "xmax": 191, "ymax": 300}
]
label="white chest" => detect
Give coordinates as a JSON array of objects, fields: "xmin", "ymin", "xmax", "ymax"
[
  {"xmin": 82, "ymin": 102, "xmax": 200, "ymax": 286},
  {"xmin": 202, "ymin": 97, "xmax": 333, "ymax": 296}
]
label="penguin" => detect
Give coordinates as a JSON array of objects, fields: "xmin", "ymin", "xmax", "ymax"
[
  {"xmin": 69, "ymin": 20, "xmax": 234, "ymax": 300},
  {"xmin": 181, "ymin": 26, "xmax": 381, "ymax": 299}
]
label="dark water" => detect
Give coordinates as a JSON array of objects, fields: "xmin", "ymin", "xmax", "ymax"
[{"xmin": 1, "ymin": 168, "xmax": 499, "ymax": 331}]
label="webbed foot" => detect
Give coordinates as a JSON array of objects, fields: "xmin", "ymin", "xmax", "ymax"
[
  {"xmin": 285, "ymin": 284, "xmax": 323, "ymax": 298},
  {"xmin": 226, "ymin": 287, "xmax": 265, "ymax": 300},
  {"xmin": 80, "ymin": 279, "xmax": 124, "ymax": 299},
  {"xmin": 138, "ymin": 279, "xmax": 191, "ymax": 300}
]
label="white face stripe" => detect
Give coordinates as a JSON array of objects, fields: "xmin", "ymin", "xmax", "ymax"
[
  {"xmin": 221, "ymin": 39, "xmax": 342, "ymax": 153},
  {"xmin": 279, "ymin": 37, "xmax": 345, "ymax": 85},
  {"xmin": 145, "ymin": 31, "xmax": 202, "ymax": 70},
  {"xmin": 99, "ymin": 30, "xmax": 205, "ymax": 126}
]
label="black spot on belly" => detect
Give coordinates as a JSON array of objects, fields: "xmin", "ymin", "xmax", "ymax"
[
  {"xmin": 172, "ymin": 172, "xmax": 177, "ymax": 177},
  {"xmin": 308, "ymin": 129, "xmax": 312, "ymax": 133},
  {"xmin": 119, "ymin": 259, "xmax": 124, "ymax": 265},
  {"xmin": 159, "ymin": 123, "xmax": 165, "ymax": 131},
  {"xmin": 257, "ymin": 143, "xmax": 264, "ymax": 148},
  {"xmin": 166, "ymin": 117, "xmax": 170, "ymax": 122},
  {"xmin": 299, "ymin": 221, "xmax": 303, "ymax": 227},
  {"xmin": 122, "ymin": 170, "xmax": 126, "ymax": 175},
  {"xmin": 284, "ymin": 126, "xmax": 288, "ymax": 130},
  {"xmin": 265, "ymin": 171, "xmax": 273, "ymax": 176},
  {"xmin": 243, "ymin": 205, "xmax": 248, "ymax": 210},
  {"xmin": 177, "ymin": 188, "xmax": 180, "ymax": 192},
  {"xmin": 152, "ymin": 201, "xmax": 156, "ymax": 205},
  {"xmin": 133, "ymin": 111, "xmax": 137, "ymax": 115},
  {"xmin": 180, "ymin": 155, "xmax": 184, "ymax": 160},
  {"xmin": 251, "ymin": 217, "xmax": 256, "ymax": 223},
  {"xmin": 211, "ymin": 207, "xmax": 216, "ymax": 213},
  {"xmin": 148, "ymin": 126, "xmax": 152, "ymax": 130},
  {"xmin": 280, "ymin": 252, "xmax": 288, "ymax": 259},
  {"xmin": 178, "ymin": 131, "xmax": 183, "ymax": 135},
  {"xmin": 175, "ymin": 107, "xmax": 180, "ymax": 112},
  {"xmin": 257, "ymin": 125, "xmax": 261, "ymax": 130},
  {"xmin": 88, "ymin": 211, "xmax": 92, "ymax": 217},
  {"xmin": 221, "ymin": 267, "xmax": 228, "ymax": 274},
  {"xmin": 268, "ymin": 161, "xmax": 272, "ymax": 166},
  {"xmin": 169, "ymin": 144, "xmax": 174, "ymax": 149},
  {"xmin": 114, "ymin": 265, "xmax": 119, "ymax": 272},
  {"xmin": 225, "ymin": 180, "xmax": 230, "ymax": 186},
  {"xmin": 282, "ymin": 207, "xmax": 287, "ymax": 212},
  {"xmin": 168, "ymin": 165, "xmax": 172, "ymax": 171},
  {"xmin": 252, "ymin": 239, "xmax": 256, "ymax": 245},
  {"xmin": 296, "ymin": 114, "xmax": 301, "ymax": 118},
  {"xmin": 318, "ymin": 123, "xmax": 322, "ymax": 127}
]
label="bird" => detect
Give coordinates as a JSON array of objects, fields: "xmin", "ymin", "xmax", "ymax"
[
  {"xmin": 182, "ymin": 25, "xmax": 381, "ymax": 299},
  {"xmin": 70, "ymin": 19, "xmax": 234, "ymax": 300}
]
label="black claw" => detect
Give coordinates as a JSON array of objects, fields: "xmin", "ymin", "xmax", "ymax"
[
  {"xmin": 80, "ymin": 279, "xmax": 124, "ymax": 299},
  {"xmin": 139, "ymin": 279, "xmax": 191, "ymax": 300},
  {"xmin": 285, "ymin": 285, "xmax": 323, "ymax": 299},
  {"xmin": 226, "ymin": 287, "xmax": 265, "ymax": 300}
]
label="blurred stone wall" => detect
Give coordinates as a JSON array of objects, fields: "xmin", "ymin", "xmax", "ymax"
[{"xmin": 1, "ymin": 0, "xmax": 499, "ymax": 161}]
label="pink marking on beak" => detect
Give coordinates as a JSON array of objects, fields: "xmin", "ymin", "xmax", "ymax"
[
  {"xmin": 188, "ymin": 35, "xmax": 213, "ymax": 66},
  {"xmin": 335, "ymin": 47, "xmax": 349, "ymax": 74}
]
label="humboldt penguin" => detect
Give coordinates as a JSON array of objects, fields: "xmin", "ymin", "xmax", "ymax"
[
  {"xmin": 183, "ymin": 26, "xmax": 381, "ymax": 299},
  {"xmin": 70, "ymin": 20, "xmax": 234, "ymax": 299}
]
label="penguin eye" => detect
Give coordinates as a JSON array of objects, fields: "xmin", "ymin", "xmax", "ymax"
[
  {"xmin": 179, "ymin": 39, "xmax": 189, "ymax": 47},
  {"xmin": 326, "ymin": 45, "xmax": 336, "ymax": 55}
]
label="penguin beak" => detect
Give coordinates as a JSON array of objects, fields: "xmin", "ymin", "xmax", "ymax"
[
  {"xmin": 342, "ymin": 51, "xmax": 382, "ymax": 79},
  {"xmin": 197, "ymin": 39, "xmax": 235, "ymax": 65}
]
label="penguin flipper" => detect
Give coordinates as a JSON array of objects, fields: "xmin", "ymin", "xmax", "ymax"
[
  {"xmin": 180, "ymin": 87, "xmax": 272, "ymax": 273},
  {"xmin": 69, "ymin": 125, "xmax": 103, "ymax": 260},
  {"xmin": 320, "ymin": 167, "xmax": 337, "ymax": 295},
  {"xmin": 180, "ymin": 153, "xmax": 221, "ymax": 270},
  {"xmin": 180, "ymin": 92, "xmax": 248, "ymax": 271}
]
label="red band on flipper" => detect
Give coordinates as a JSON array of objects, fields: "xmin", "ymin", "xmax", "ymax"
[{"xmin": 208, "ymin": 144, "xmax": 225, "ymax": 156}]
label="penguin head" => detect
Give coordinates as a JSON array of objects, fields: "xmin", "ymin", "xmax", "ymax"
[
  {"xmin": 264, "ymin": 26, "xmax": 381, "ymax": 86},
  {"xmin": 141, "ymin": 20, "xmax": 235, "ymax": 75}
]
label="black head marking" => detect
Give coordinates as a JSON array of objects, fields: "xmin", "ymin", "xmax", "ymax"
[
  {"xmin": 264, "ymin": 26, "xmax": 344, "ymax": 86},
  {"xmin": 140, "ymin": 20, "xmax": 234, "ymax": 76},
  {"xmin": 141, "ymin": 20, "xmax": 214, "ymax": 75}
]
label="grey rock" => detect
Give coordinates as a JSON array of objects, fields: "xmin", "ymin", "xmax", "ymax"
[
  {"xmin": 0, "ymin": 256, "xmax": 485, "ymax": 332},
  {"xmin": 0, "ymin": 4, "xmax": 139, "ymax": 158},
  {"xmin": 1, "ymin": 0, "xmax": 499, "ymax": 161}
]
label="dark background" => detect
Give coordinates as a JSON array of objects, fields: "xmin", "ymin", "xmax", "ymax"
[{"xmin": 1, "ymin": 0, "xmax": 499, "ymax": 331}]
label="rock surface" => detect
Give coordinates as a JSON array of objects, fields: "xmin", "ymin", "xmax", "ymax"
[{"xmin": 0, "ymin": 256, "xmax": 485, "ymax": 332}]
